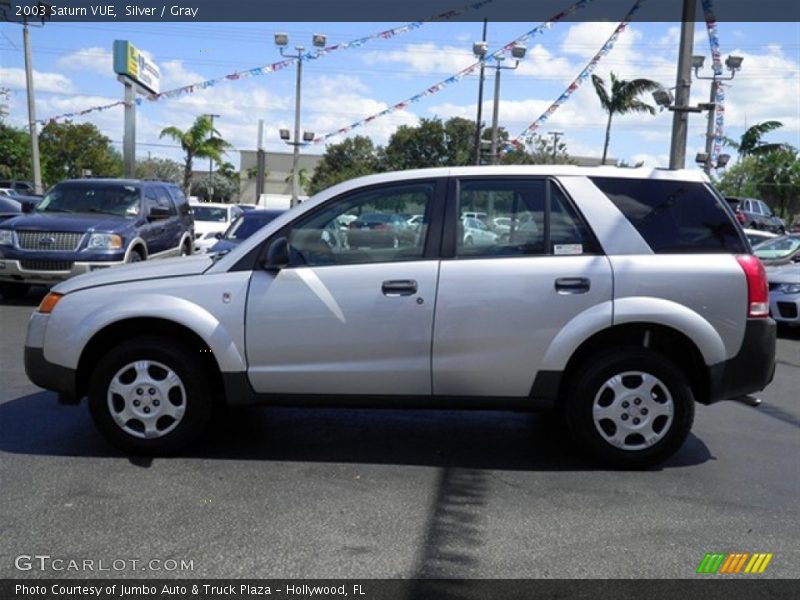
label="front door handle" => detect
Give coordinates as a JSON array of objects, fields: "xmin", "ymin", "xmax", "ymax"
[
  {"xmin": 555, "ymin": 277, "xmax": 590, "ymax": 294},
  {"xmin": 382, "ymin": 279, "xmax": 418, "ymax": 296}
]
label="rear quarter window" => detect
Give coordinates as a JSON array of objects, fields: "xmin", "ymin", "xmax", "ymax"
[{"xmin": 590, "ymin": 177, "xmax": 746, "ymax": 254}]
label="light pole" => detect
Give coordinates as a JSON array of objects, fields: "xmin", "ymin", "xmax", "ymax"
[
  {"xmin": 472, "ymin": 19, "xmax": 488, "ymax": 165},
  {"xmin": 276, "ymin": 32, "xmax": 326, "ymax": 207},
  {"xmin": 692, "ymin": 54, "xmax": 743, "ymax": 174},
  {"xmin": 547, "ymin": 131, "xmax": 563, "ymax": 163},
  {"xmin": 204, "ymin": 113, "xmax": 220, "ymax": 201},
  {"xmin": 485, "ymin": 44, "xmax": 527, "ymax": 165}
]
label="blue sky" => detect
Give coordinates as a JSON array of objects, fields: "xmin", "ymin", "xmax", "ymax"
[{"xmin": 1, "ymin": 19, "xmax": 799, "ymax": 171}]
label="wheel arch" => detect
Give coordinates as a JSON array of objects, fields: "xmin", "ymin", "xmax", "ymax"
[
  {"xmin": 557, "ymin": 322, "xmax": 710, "ymax": 407},
  {"xmin": 76, "ymin": 317, "xmax": 224, "ymax": 401}
]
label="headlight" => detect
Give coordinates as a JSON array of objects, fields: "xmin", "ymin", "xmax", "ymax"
[
  {"xmin": 0, "ymin": 230, "xmax": 15, "ymax": 245},
  {"xmin": 87, "ymin": 233, "xmax": 123, "ymax": 249},
  {"xmin": 777, "ymin": 283, "xmax": 800, "ymax": 294}
]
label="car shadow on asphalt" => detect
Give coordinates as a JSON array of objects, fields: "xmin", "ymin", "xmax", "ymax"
[{"xmin": 0, "ymin": 391, "xmax": 712, "ymax": 471}]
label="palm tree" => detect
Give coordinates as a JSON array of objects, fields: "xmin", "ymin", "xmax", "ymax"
[
  {"xmin": 160, "ymin": 115, "xmax": 233, "ymax": 195},
  {"xmin": 284, "ymin": 167, "xmax": 311, "ymax": 193},
  {"xmin": 591, "ymin": 72, "xmax": 661, "ymax": 165},
  {"xmin": 723, "ymin": 120, "xmax": 790, "ymax": 159}
]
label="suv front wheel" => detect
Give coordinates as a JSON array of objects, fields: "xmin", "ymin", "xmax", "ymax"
[
  {"xmin": 565, "ymin": 349, "xmax": 695, "ymax": 468},
  {"xmin": 88, "ymin": 337, "xmax": 213, "ymax": 454}
]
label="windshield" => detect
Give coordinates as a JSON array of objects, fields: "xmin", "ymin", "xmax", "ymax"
[
  {"xmin": 36, "ymin": 184, "xmax": 141, "ymax": 216},
  {"xmin": 225, "ymin": 214, "xmax": 279, "ymax": 240},
  {"xmin": 754, "ymin": 236, "xmax": 800, "ymax": 259},
  {"xmin": 193, "ymin": 206, "xmax": 229, "ymax": 222}
]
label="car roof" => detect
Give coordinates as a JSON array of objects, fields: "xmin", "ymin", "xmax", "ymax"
[
  {"xmin": 243, "ymin": 209, "xmax": 283, "ymax": 218},
  {"xmin": 57, "ymin": 179, "xmax": 177, "ymax": 187}
]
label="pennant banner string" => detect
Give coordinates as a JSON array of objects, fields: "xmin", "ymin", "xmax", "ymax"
[
  {"xmin": 41, "ymin": 0, "xmax": 495, "ymax": 123},
  {"xmin": 311, "ymin": 0, "xmax": 596, "ymax": 145},
  {"xmin": 702, "ymin": 0, "xmax": 726, "ymax": 165},
  {"xmin": 507, "ymin": 0, "xmax": 646, "ymax": 150}
]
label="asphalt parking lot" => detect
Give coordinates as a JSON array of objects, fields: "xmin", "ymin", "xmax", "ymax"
[{"xmin": 1, "ymin": 288, "xmax": 798, "ymax": 579}]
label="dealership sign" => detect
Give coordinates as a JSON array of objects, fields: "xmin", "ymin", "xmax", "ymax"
[{"xmin": 113, "ymin": 40, "xmax": 160, "ymax": 94}]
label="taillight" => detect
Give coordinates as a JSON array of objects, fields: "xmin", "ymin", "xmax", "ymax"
[
  {"xmin": 736, "ymin": 211, "xmax": 746, "ymax": 224},
  {"xmin": 736, "ymin": 255, "xmax": 769, "ymax": 318}
]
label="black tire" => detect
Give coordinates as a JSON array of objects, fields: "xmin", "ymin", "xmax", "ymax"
[
  {"xmin": 0, "ymin": 282, "xmax": 30, "ymax": 300},
  {"xmin": 126, "ymin": 248, "xmax": 144, "ymax": 263},
  {"xmin": 180, "ymin": 240, "xmax": 192, "ymax": 256},
  {"xmin": 88, "ymin": 337, "xmax": 214, "ymax": 454},
  {"xmin": 564, "ymin": 348, "xmax": 695, "ymax": 469}
]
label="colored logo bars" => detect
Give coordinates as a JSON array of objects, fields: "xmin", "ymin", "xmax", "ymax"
[{"xmin": 696, "ymin": 552, "xmax": 774, "ymax": 574}]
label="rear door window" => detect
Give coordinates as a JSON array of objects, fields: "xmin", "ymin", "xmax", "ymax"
[{"xmin": 590, "ymin": 177, "xmax": 746, "ymax": 254}]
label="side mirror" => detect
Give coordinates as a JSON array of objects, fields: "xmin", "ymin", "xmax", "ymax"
[
  {"xmin": 21, "ymin": 201, "xmax": 35, "ymax": 214},
  {"xmin": 263, "ymin": 237, "xmax": 290, "ymax": 270},
  {"xmin": 148, "ymin": 206, "xmax": 171, "ymax": 221},
  {"xmin": 214, "ymin": 231, "xmax": 224, "ymax": 239}
]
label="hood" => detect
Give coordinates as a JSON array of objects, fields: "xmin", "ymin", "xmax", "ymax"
[
  {"xmin": 54, "ymin": 254, "xmax": 214, "ymax": 294},
  {"xmin": 1, "ymin": 212, "xmax": 134, "ymax": 233},
  {"xmin": 767, "ymin": 264, "xmax": 800, "ymax": 285}
]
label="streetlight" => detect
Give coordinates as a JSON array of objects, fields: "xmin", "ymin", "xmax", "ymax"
[
  {"xmin": 276, "ymin": 32, "xmax": 326, "ymax": 207},
  {"xmin": 693, "ymin": 53, "xmax": 743, "ymax": 174},
  {"xmin": 471, "ymin": 19, "xmax": 488, "ymax": 165},
  {"xmin": 484, "ymin": 43, "xmax": 527, "ymax": 165}
]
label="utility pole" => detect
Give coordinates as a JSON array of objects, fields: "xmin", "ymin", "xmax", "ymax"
[
  {"xmin": 291, "ymin": 51, "xmax": 303, "ymax": 207},
  {"xmin": 255, "ymin": 119, "xmax": 265, "ymax": 203},
  {"xmin": 489, "ymin": 60, "xmax": 503, "ymax": 165},
  {"xmin": 702, "ymin": 79, "xmax": 719, "ymax": 174},
  {"xmin": 668, "ymin": 0, "xmax": 697, "ymax": 170},
  {"xmin": 473, "ymin": 19, "xmax": 488, "ymax": 165},
  {"xmin": 548, "ymin": 131, "xmax": 563, "ymax": 163},
  {"xmin": 22, "ymin": 21, "xmax": 42, "ymax": 194}
]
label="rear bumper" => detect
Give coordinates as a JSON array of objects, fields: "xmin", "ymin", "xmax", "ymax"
[
  {"xmin": 707, "ymin": 318, "xmax": 776, "ymax": 404},
  {"xmin": 24, "ymin": 346, "xmax": 80, "ymax": 404},
  {"xmin": 0, "ymin": 258, "xmax": 124, "ymax": 285}
]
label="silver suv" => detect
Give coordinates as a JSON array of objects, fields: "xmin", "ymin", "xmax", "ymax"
[{"xmin": 24, "ymin": 167, "xmax": 776, "ymax": 467}]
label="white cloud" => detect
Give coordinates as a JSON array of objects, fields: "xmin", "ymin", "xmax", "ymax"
[
  {"xmin": 362, "ymin": 43, "xmax": 476, "ymax": 75},
  {"xmin": 56, "ymin": 47, "xmax": 113, "ymax": 75},
  {"xmin": 159, "ymin": 60, "xmax": 206, "ymax": 90},
  {"xmin": 0, "ymin": 67, "xmax": 75, "ymax": 94},
  {"xmin": 514, "ymin": 43, "xmax": 574, "ymax": 78}
]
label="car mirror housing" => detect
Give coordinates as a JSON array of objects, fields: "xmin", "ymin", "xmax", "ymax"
[{"xmin": 263, "ymin": 236, "xmax": 290, "ymax": 271}]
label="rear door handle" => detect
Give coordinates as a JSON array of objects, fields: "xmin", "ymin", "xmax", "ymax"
[
  {"xmin": 382, "ymin": 279, "xmax": 418, "ymax": 296},
  {"xmin": 555, "ymin": 277, "xmax": 590, "ymax": 294}
]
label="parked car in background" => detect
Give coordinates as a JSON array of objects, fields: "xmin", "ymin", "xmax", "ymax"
[
  {"xmin": 0, "ymin": 180, "xmax": 35, "ymax": 195},
  {"xmin": 462, "ymin": 216, "xmax": 499, "ymax": 246},
  {"xmin": 753, "ymin": 234, "xmax": 800, "ymax": 266},
  {"xmin": 0, "ymin": 188, "xmax": 14, "ymax": 197},
  {"xmin": 767, "ymin": 264, "xmax": 800, "ymax": 327},
  {"xmin": 743, "ymin": 227, "xmax": 778, "ymax": 247},
  {"xmin": 24, "ymin": 166, "xmax": 775, "ymax": 467},
  {"xmin": 0, "ymin": 179, "xmax": 194, "ymax": 299},
  {"xmin": 726, "ymin": 196, "xmax": 785, "ymax": 233},
  {"xmin": 191, "ymin": 202, "xmax": 243, "ymax": 252},
  {"xmin": 207, "ymin": 209, "xmax": 284, "ymax": 254}
]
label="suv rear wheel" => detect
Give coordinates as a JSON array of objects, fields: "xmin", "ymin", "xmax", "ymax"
[
  {"xmin": 565, "ymin": 348, "xmax": 694, "ymax": 468},
  {"xmin": 88, "ymin": 337, "xmax": 213, "ymax": 454}
]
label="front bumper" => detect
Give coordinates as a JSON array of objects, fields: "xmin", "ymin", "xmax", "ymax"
[
  {"xmin": 0, "ymin": 258, "xmax": 125, "ymax": 285},
  {"xmin": 24, "ymin": 346, "xmax": 80, "ymax": 404},
  {"xmin": 707, "ymin": 318, "xmax": 776, "ymax": 403},
  {"xmin": 769, "ymin": 292, "xmax": 800, "ymax": 325}
]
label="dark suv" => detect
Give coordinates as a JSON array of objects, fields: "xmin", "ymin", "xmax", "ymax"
[
  {"xmin": 0, "ymin": 179, "xmax": 194, "ymax": 299},
  {"xmin": 726, "ymin": 196, "xmax": 785, "ymax": 233}
]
